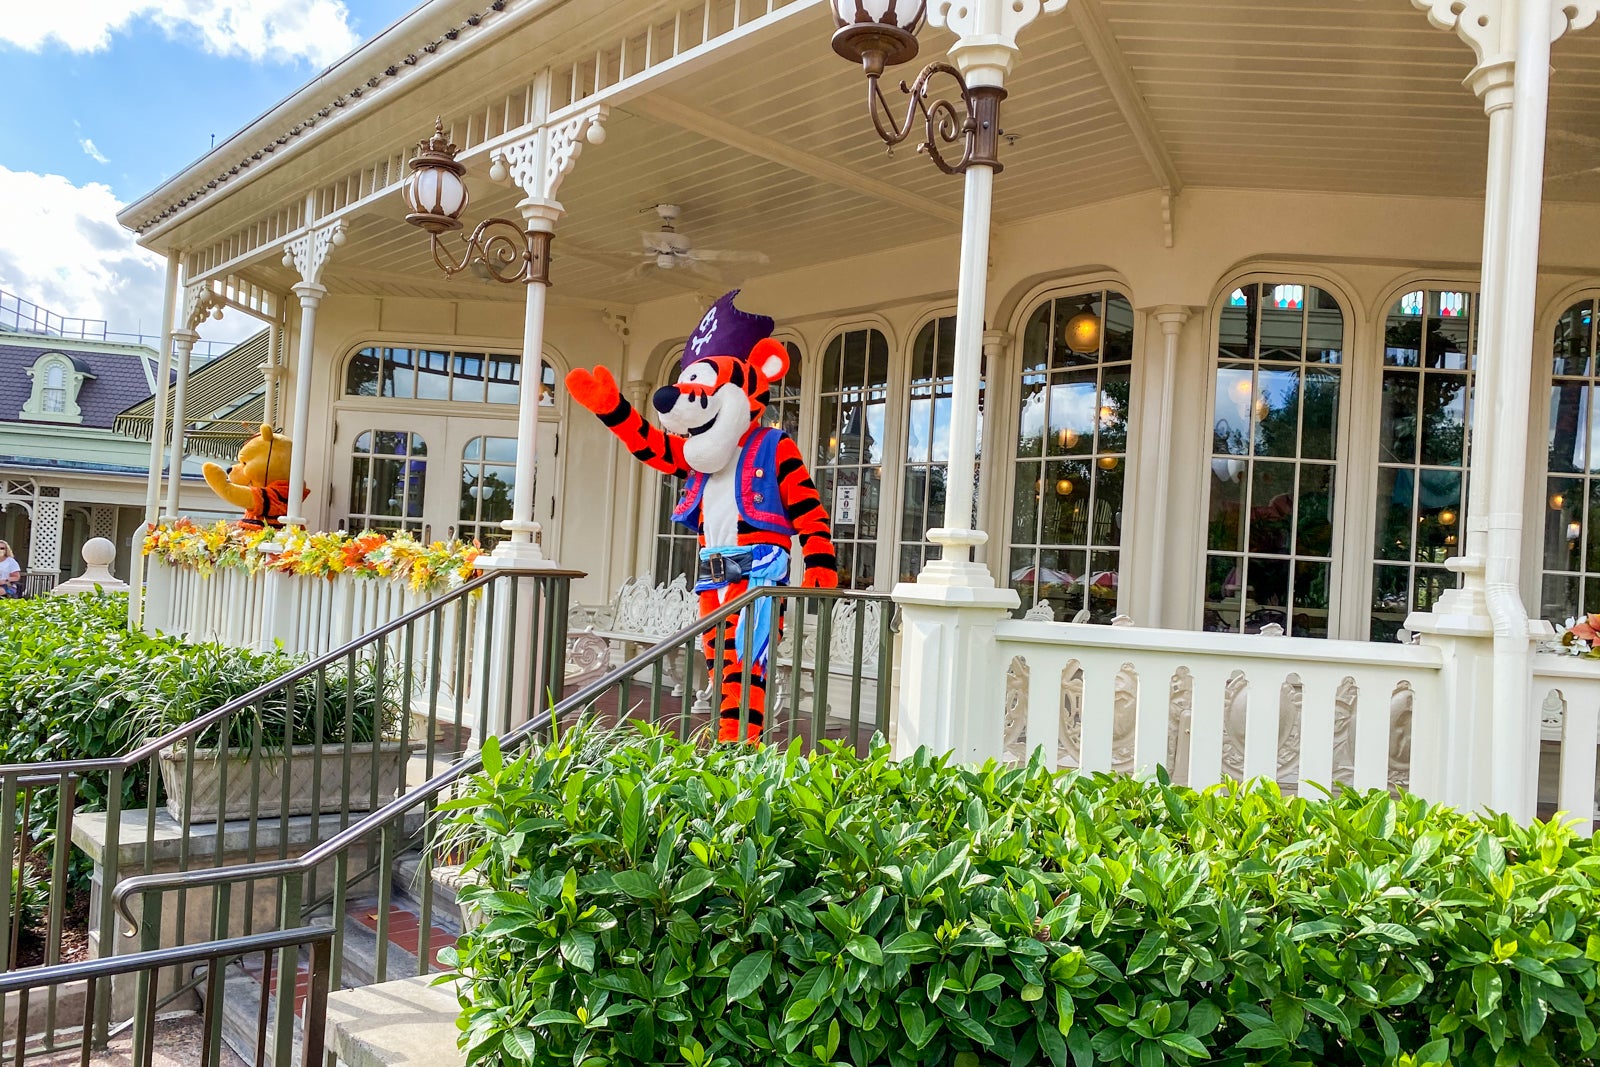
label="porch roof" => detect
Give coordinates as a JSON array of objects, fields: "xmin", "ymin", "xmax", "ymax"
[{"xmin": 131, "ymin": 0, "xmax": 1600, "ymax": 309}]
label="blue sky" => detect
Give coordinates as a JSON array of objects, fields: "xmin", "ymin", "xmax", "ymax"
[{"xmin": 0, "ymin": 0, "xmax": 412, "ymax": 343}]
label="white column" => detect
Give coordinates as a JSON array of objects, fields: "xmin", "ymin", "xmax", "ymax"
[
  {"xmin": 1145, "ymin": 306, "xmax": 1191, "ymax": 626},
  {"xmin": 142, "ymin": 257, "xmax": 180, "ymax": 524},
  {"xmin": 283, "ymin": 283, "xmax": 325, "ymax": 528},
  {"xmin": 129, "ymin": 253, "xmax": 181, "ymax": 629},
  {"xmin": 261, "ymin": 321, "xmax": 283, "ymax": 428},
  {"xmin": 162, "ymin": 329, "xmax": 199, "ymax": 521},
  {"xmin": 1482, "ymin": 0, "xmax": 1559, "ymax": 818},
  {"xmin": 279, "ymin": 216, "xmax": 347, "ymax": 529},
  {"xmin": 478, "ymin": 104, "xmax": 607, "ymax": 569},
  {"xmin": 491, "ymin": 200, "xmax": 561, "ymax": 567},
  {"xmin": 623, "ymin": 379, "xmax": 651, "ymax": 579}
]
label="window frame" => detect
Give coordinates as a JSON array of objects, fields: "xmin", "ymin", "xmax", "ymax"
[
  {"xmin": 1197, "ymin": 275, "xmax": 1358, "ymax": 639},
  {"xmin": 1536, "ymin": 289, "xmax": 1600, "ymax": 626},
  {"xmin": 22, "ymin": 353, "xmax": 91, "ymax": 424}
]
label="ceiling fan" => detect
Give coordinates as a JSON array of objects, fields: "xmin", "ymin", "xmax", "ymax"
[{"xmin": 625, "ymin": 203, "xmax": 768, "ymax": 281}]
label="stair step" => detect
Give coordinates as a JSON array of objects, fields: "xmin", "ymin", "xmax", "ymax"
[
  {"xmin": 218, "ymin": 955, "xmax": 310, "ymax": 1067},
  {"xmin": 336, "ymin": 900, "xmax": 455, "ymax": 989},
  {"xmin": 325, "ymin": 975, "xmax": 464, "ymax": 1067}
]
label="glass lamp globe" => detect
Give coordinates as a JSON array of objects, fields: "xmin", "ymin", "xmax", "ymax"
[
  {"xmin": 1063, "ymin": 311, "xmax": 1101, "ymax": 355},
  {"xmin": 830, "ymin": 0, "xmax": 925, "ymax": 73},
  {"xmin": 404, "ymin": 119, "xmax": 469, "ymax": 235}
]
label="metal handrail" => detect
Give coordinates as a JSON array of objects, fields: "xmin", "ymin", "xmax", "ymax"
[
  {"xmin": 0, "ymin": 925, "xmax": 332, "ymax": 993},
  {"xmin": 112, "ymin": 585, "xmax": 892, "ymax": 926},
  {"xmin": 0, "ymin": 565, "xmax": 580, "ymax": 778}
]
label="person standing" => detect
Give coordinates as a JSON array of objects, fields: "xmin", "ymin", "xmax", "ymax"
[{"xmin": 0, "ymin": 542, "xmax": 21, "ymax": 598}]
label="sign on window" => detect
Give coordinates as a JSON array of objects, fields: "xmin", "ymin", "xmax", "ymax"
[{"xmin": 835, "ymin": 484, "xmax": 858, "ymax": 526}]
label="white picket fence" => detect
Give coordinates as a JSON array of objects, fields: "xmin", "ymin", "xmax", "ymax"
[
  {"xmin": 1532, "ymin": 659, "xmax": 1600, "ymax": 833},
  {"xmin": 143, "ymin": 557, "xmax": 482, "ymax": 713}
]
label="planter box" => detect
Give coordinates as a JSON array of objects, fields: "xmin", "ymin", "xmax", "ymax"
[{"xmin": 159, "ymin": 742, "xmax": 412, "ymax": 823}]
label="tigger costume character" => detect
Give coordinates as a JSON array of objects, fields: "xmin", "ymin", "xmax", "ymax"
[{"xmin": 566, "ymin": 291, "xmax": 839, "ymax": 743}]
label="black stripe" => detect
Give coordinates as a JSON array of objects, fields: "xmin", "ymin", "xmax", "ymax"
[
  {"xmin": 786, "ymin": 498, "xmax": 822, "ymax": 519},
  {"xmin": 777, "ymin": 456, "xmax": 805, "ymax": 478},
  {"xmin": 803, "ymin": 552, "xmax": 837, "ymax": 569},
  {"xmin": 598, "ymin": 404, "xmax": 632, "ymax": 428},
  {"xmin": 629, "ymin": 446, "xmax": 663, "ymax": 463}
]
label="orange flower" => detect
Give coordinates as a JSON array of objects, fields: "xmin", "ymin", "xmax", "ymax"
[{"xmin": 1572, "ymin": 614, "xmax": 1600, "ymax": 642}]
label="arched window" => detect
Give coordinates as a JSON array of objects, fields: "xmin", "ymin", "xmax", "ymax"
[
  {"xmin": 1204, "ymin": 281, "xmax": 1345, "ymax": 637},
  {"xmin": 651, "ymin": 341, "xmax": 804, "ymax": 583},
  {"xmin": 23, "ymin": 353, "xmax": 90, "ymax": 423},
  {"xmin": 1371, "ymin": 288, "xmax": 1476, "ymax": 640},
  {"xmin": 1007, "ymin": 290, "xmax": 1134, "ymax": 621},
  {"xmin": 813, "ymin": 328, "xmax": 889, "ymax": 589},
  {"xmin": 898, "ymin": 316, "xmax": 966, "ymax": 582},
  {"xmin": 1543, "ymin": 297, "xmax": 1600, "ymax": 623}
]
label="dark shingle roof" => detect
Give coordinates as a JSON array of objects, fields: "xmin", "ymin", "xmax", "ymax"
[{"xmin": 0, "ymin": 335, "xmax": 157, "ymax": 430}]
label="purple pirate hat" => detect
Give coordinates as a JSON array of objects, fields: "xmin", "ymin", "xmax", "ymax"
[{"xmin": 681, "ymin": 290, "xmax": 774, "ymax": 368}]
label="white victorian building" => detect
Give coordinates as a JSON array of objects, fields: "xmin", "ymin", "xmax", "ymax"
[{"xmin": 120, "ymin": 0, "xmax": 1600, "ymax": 826}]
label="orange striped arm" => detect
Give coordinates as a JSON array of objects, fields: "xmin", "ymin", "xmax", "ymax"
[
  {"xmin": 773, "ymin": 433, "xmax": 838, "ymax": 588},
  {"xmin": 565, "ymin": 366, "xmax": 690, "ymax": 477}
]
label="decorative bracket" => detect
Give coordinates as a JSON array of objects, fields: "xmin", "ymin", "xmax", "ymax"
[
  {"xmin": 489, "ymin": 105, "xmax": 609, "ymax": 203},
  {"xmin": 181, "ymin": 284, "xmax": 224, "ymax": 333},
  {"xmin": 602, "ymin": 309, "xmax": 631, "ymax": 344},
  {"xmin": 926, "ymin": 0, "xmax": 1069, "ymax": 54},
  {"xmin": 281, "ymin": 219, "xmax": 348, "ymax": 287},
  {"xmin": 1413, "ymin": 0, "xmax": 1600, "ymax": 67}
]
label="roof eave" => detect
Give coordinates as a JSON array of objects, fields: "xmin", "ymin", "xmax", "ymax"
[{"xmin": 118, "ymin": 0, "xmax": 508, "ymax": 247}]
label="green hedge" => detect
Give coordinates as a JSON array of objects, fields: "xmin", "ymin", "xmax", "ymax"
[
  {"xmin": 443, "ymin": 726, "xmax": 1600, "ymax": 1067},
  {"xmin": 0, "ymin": 594, "xmax": 394, "ymax": 810}
]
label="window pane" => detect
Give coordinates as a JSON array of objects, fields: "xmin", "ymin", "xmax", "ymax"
[
  {"xmin": 1536, "ymin": 299, "xmax": 1600, "ymax": 627},
  {"xmin": 1009, "ymin": 291, "xmax": 1132, "ymax": 619},
  {"xmin": 1204, "ymin": 282, "xmax": 1344, "ymax": 637},
  {"xmin": 346, "ymin": 348, "xmax": 381, "ymax": 396}
]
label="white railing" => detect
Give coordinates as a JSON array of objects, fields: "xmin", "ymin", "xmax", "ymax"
[
  {"xmin": 993, "ymin": 619, "xmax": 1445, "ymax": 796},
  {"xmin": 1532, "ymin": 658, "xmax": 1600, "ymax": 834},
  {"xmin": 144, "ymin": 557, "xmax": 481, "ymax": 712}
]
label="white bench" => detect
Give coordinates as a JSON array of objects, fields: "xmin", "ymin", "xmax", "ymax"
[{"xmin": 565, "ymin": 576, "xmax": 892, "ymax": 741}]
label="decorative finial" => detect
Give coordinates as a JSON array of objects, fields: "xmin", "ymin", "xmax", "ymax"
[{"xmin": 417, "ymin": 117, "xmax": 458, "ymax": 158}]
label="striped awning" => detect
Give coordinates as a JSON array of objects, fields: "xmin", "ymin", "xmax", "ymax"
[{"xmin": 115, "ymin": 330, "xmax": 275, "ymax": 461}]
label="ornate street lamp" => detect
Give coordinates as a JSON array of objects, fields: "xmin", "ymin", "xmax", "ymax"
[
  {"xmin": 402, "ymin": 119, "xmax": 552, "ymax": 285},
  {"xmin": 829, "ymin": 0, "xmax": 1005, "ymax": 174}
]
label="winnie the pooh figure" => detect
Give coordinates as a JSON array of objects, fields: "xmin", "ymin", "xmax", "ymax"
[{"xmin": 202, "ymin": 425, "xmax": 301, "ymax": 530}]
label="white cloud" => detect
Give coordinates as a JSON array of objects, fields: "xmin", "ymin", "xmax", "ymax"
[
  {"xmin": 80, "ymin": 139, "xmax": 109, "ymax": 164},
  {"xmin": 0, "ymin": 166, "xmax": 261, "ymax": 348},
  {"xmin": 4, "ymin": 0, "xmax": 360, "ymax": 68}
]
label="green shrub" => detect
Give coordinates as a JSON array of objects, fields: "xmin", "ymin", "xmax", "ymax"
[
  {"xmin": 0, "ymin": 593, "xmax": 397, "ymax": 806},
  {"xmin": 442, "ymin": 725, "xmax": 1600, "ymax": 1067}
]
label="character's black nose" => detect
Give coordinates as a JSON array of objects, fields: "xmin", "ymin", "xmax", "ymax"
[{"xmin": 652, "ymin": 386, "xmax": 680, "ymax": 414}]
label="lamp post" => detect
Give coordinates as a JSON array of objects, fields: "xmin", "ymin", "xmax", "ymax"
[{"xmin": 830, "ymin": 0, "xmax": 1060, "ymax": 588}]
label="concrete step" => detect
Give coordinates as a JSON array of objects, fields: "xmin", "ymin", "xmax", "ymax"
[
  {"xmin": 335, "ymin": 898, "xmax": 455, "ymax": 990},
  {"xmin": 217, "ymin": 953, "xmax": 311, "ymax": 1067},
  {"xmin": 325, "ymin": 975, "xmax": 464, "ymax": 1067}
]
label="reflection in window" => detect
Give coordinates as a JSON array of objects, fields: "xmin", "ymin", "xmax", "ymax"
[
  {"xmin": 42, "ymin": 363, "xmax": 66, "ymax": 414},
  {"xmin": 814, "ymin": 329, "xmax": 888, "ymax": 589},
  {"xmin": 1544, "ymin": 298, "xmax": 1600, "ymax": 624},
  {"xmin": 343, "ymin": 346, "xmax": 555, "ymax": 406},
  {"xmin": 458, "ymin": 436, "xmax": 517, "ymax": 548},
  {"xmin": 348, "ymin": 429, "xmax": 427, "ymax": 536},
  {"xmin": 652, "ymin": 342, "xmax": 804, "ymax": 584},
  {"xmin": 1008, "ymin": 291, "xmax": 1133, "ymax": 621},
  {"xmin": 899, "ymin": 317, "xmax": 979, "ymax": 582},
  {"xmin": 1205, "ymin": 282, "xmax": 1344, "ymax": 637},
  {"xmin": 1371, "ymin": 290, "xmax": 1476, "ymax": 641}
]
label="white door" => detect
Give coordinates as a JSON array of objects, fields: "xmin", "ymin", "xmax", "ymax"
[{"xmin": 333, "ymin": 411, "xmax": 559, "ymax": 551}]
